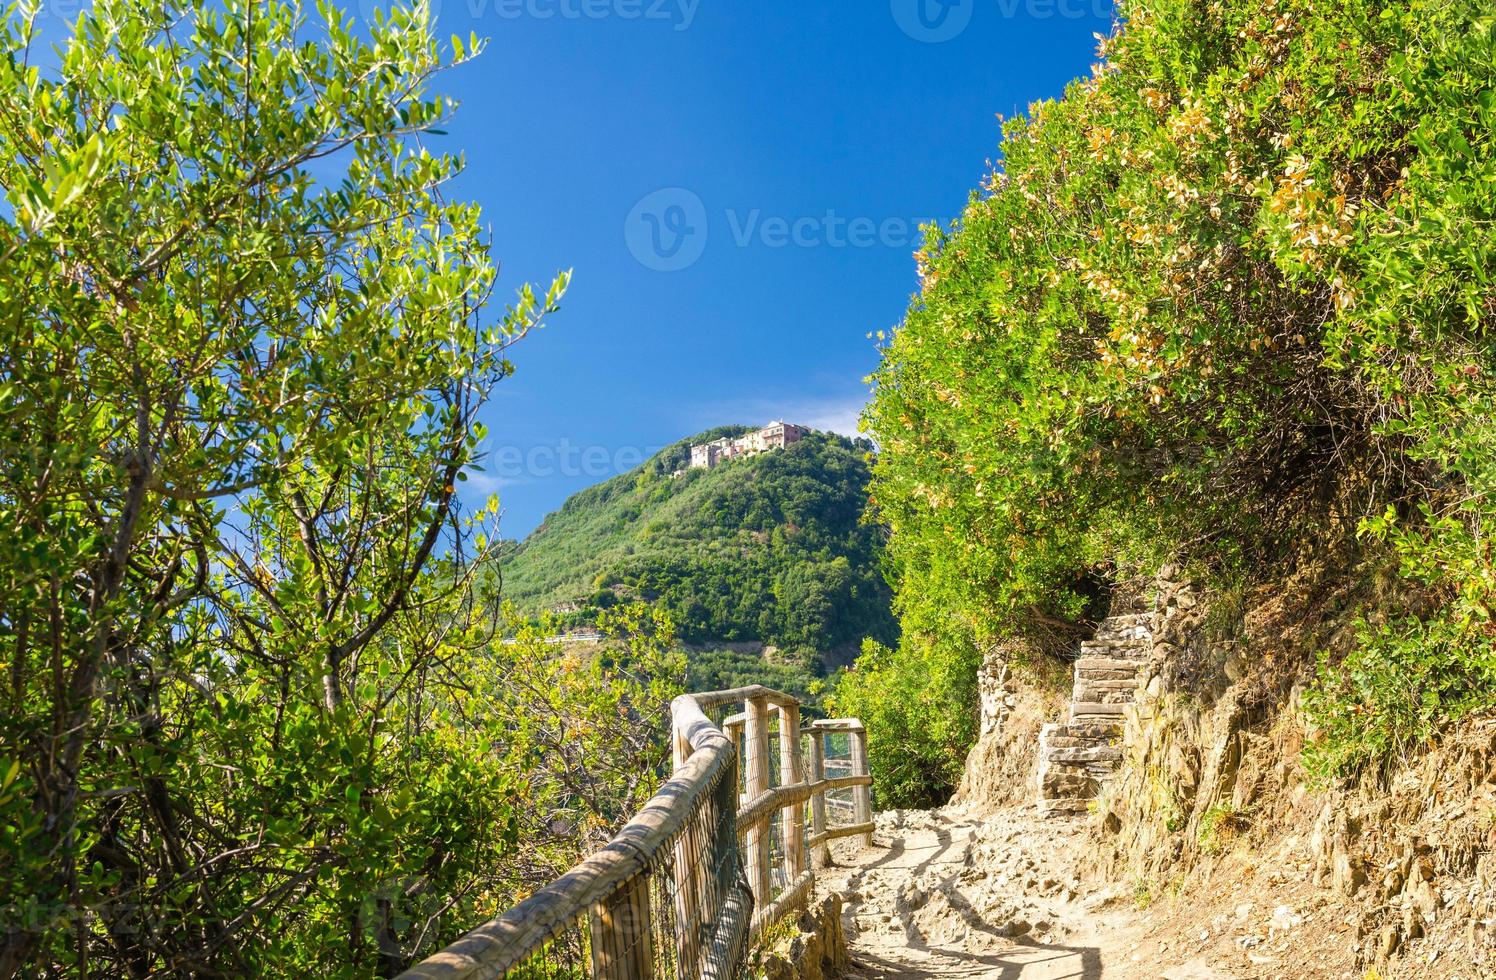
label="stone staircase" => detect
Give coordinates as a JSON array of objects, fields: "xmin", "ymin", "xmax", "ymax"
[{"xmin": 1037, "ymin": 612, "xmax": 1152, "ymax": 816}]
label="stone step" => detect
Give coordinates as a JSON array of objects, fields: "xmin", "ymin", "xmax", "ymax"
[
  {"xmin": 1044, "ymin": 745, "xmax": 1123, "ymax": 764},
  {"xmin": 1039, "ymin": 798, "xmax": 1092, "ymax": 817},
  {"xmin": 1093, "ymin": 616, "xmax": 1152, "ymax": 634},
  {"xmin": 1073, "ymin": 678, "xmax": 1140, "ymax": 693},
  {"xmin": 1078, "ymin": 657, "xmax": 1147, "ymax": 671},
  {"xmin": 1078, "ymin": 640, "xmax": 1149, "ymax": 659},
  {"xmin": 1076, "ymin": 656, "xmax": 1146, "ymax": 672},
  {"xmin": 1062, "ymin": 722, "xmax": 1124, "ymax": 739},
  {"xmin": 1070, "ymin": 701, "xmax": 1127, "ymax": 715},
  {"xmin": 1092, "ymin": 636, "xmax": 1149, "ymax": 650},
  {"xmin": 1074, "ymin": 695, "xmax": 1137, "ymax": 710},
  {"xmin": 1072, "ymin": 682, "xmax": 1139, "ymax": 699},
  {"xmin": 1049, "ymin": 727, "xmax": 1118, "ymax": 740},
  {"xmin": 1092, "ymin": 631, "xmax": 1150, "ymax": 645},
  {"xmin": 1039, "ymin": 770, "xmax": 1098, "ymax": 798},
  {"xmin": 1067, "ymin": 725, "xmax": 1123, "ymax": 739},
  {"xmin": 1097, "ymin": 628, "xmax": 1150, "ymax": 639},
  {"xmin": 1077, "ymin": 655, "xmax": 1146, "ymax": 671},
  {"xmin": 1044, "ymin": 754, "xmax": 1119, "ymax": 770},
  {"xmin": 1043, "ymin": 738, "xmax": 1119, "ymax": 755},
  {"xmin": 1044, "ymin": 738, "xmax": 1112, "ymax": 752},
  {"xmin": 1077, "ymin": 670, "xmax": 1130, "ymax": 685},
  {"xmin": 1038, "ymin": 724, "xmax": 1097, "ymax": 747},
  {"xmin": 1082, "ymin": 630, "xmax": 1150, "ymax": 645},
  {"xmin": 1046, "ymin": 762, "xmax": 1122, "ymax": 778},
  {"xmin": 1097, "ymin": 612, "xmax": 1152, "ymax": 628},
  {"xmin": 1073, "ymin": 693, "xmax": 1138, "ymax": 708},
  {"xmin": 1042, "ymin": 721, "xmax": 1121, "ymax": 741}
]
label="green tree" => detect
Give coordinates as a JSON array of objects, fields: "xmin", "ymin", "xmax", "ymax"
[{"xmin": 0, "ymin": 0, "xmax": 584, "ymax": 972}]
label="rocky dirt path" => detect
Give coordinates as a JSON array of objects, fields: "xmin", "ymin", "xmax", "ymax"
[
  {"xmin": 824, "ymin": 807, "xmax": 1125, "ymax": 979},
  {"xmin": 822, "ymin": 806, "xmax": 1239, "ymax": 980}
]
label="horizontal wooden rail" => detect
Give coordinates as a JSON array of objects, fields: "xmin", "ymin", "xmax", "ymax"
[
  {"xmin": 808, "ymin": 718, "xmax": 866, "ymax": 732},
  {"xmin": 735, "ymin": 774, "xmax": 872, "ymax": 836},
  {"xmin": 690, "ymin": 685, "xmax": 801, "ymax": 710},
  {"xmin": 808, "ymin": 822, "xmax": 876, "ymax": 848},
  {"xmin": 751, "ymin": 869, "xmax": 814, "ymax": 936},
  {"xmin": 822, "ymin": 774, "xmax": 873, "ymax": 791}
]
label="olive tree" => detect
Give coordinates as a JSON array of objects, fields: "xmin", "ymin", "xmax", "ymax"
[{"xmin": 0, "ymin": 0, "xmax": 570, "ymax": 972}]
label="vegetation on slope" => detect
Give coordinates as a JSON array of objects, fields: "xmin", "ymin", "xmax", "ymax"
[
  {"xmin": 499, "ymin": 429, "xmax": 897, "ymax": 670},
  {"xmin": 835, "ymin": 0, "xmax": 1496, "ymax": 804}
]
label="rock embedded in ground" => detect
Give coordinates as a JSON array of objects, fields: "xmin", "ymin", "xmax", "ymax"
[{"xmin": 1160, "ymin": 959, "xmax": 1237, "ymax": 979}]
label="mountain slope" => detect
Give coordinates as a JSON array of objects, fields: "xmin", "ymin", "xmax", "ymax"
[{"xmin": 498, "ymin": 428, "xmax": 896, "ymax": 661}]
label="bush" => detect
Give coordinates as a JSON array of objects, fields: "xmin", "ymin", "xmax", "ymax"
[
  {"xmin": 1304, "ymin": 617, "xmax": 1496, "ymax": 778},
  {"xmin": 0, "ymin": 0, "xmax": 687, "ymax": 971},
  {"xmin": 828, "ymin": 637, "xmax": 981, "ymax": 809},
  {"xmin": 863, "ymin": 0, "xmax": 1496, "ymax": 778}
]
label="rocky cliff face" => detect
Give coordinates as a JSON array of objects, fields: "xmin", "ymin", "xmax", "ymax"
[
  {"xmin": 757, "ymin": 894, "xmax": 850, "ymax": 980},
  {"xmin": 947, "ymin": 564, "xmax": 1496, "ymax": 975},
  {"xmin": 952, "ymin": 646, "xmax": 1067, "ymax": 812},
  {"xmin": 1079, "ymin": 567, "xmax": 1496, "ymax": 975}
]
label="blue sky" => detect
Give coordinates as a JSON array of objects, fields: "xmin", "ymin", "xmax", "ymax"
[
  {"xmin": 430, "ymin": 0, "xmax": 1115, "ymax": 536},
  {"xmin": 29, "ymin": 0, "xmax": 1113, "ymax": 537}
]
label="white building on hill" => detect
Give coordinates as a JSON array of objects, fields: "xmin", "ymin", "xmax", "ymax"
[{"xmin": 689, "ymin": 421, "xmax": 808, "ymax": 469}]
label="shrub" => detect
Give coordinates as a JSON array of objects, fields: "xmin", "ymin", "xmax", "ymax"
[
  {"xmin": 863, "ymin": 0, "xmax": 1496, "ymax": 778},
  {"xmin": 1304, "ymin": 617, "xmax": 1496, "ymax": 778},
  {"xmin": 828, "ymin": 637, "xmax": 981, "ymax": 809}
]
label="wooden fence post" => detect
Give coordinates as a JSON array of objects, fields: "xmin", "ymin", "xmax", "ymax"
[
  {"xmin": 671, "ymin": 726, "xmax": 702, "ymax": 980},
  {"xmin": 775, "ymin": 702, "xmax": 805, "ymax": 888},
  {"xmin": 849, "ymin": 726, "xmax": 873, "ymax": 848},
  {"xmin": 805, "ymin": 728, "xmax": 829, "ymax": 868},
  {"xmin": 744, "ymin": 695, "xmax": 772, "ymax": 909},
  {"xmin": 589, "ymin": 874, "xmax": 654, "ymax": 980},
  {"xmin": 724, "ymin": 717, "xmax": 745, "ymax": 805}
]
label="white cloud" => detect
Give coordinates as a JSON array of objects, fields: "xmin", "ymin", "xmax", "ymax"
[{"xmin": 463, "ymin": 471, "xmax": 532, "ymax": 497}]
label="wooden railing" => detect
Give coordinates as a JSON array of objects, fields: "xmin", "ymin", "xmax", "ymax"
[{"xmin": 397, "ymin": 685, "xmax": 874, "ymax": 980}]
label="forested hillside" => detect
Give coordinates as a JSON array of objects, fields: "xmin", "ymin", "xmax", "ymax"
[
  {"xmin": 499, "ymin": 429, "xmax": 896, "ymax": 666},
  {"xmin": 834, "ymin": 0, "xmax": 1496, "ymax": 804}
]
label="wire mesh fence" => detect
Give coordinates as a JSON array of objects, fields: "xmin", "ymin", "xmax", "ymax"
[
  {"xmin": 806, "ymin": 724, "xmax": 873, "ymax": 852},
  {"xmin": 397, "ymin": 687, "xmax": 872, "ymax": 980},
  {"xmin": 820, "ymin": 731, "xmax": 858, "ymax": 834}
]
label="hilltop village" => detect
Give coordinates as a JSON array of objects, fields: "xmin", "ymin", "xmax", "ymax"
[{"xmin": 689, "ymin": 421, "xmax": 809, "ymax": 469}]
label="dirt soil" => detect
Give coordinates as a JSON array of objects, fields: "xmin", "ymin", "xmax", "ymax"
[
  {"xmin": 825, "ymin": 806, "xmax": 1138, "ymax": 978},
  {"xmin": 821, "ymin": 802, "xmax": 1476, "ymax": 980}
]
